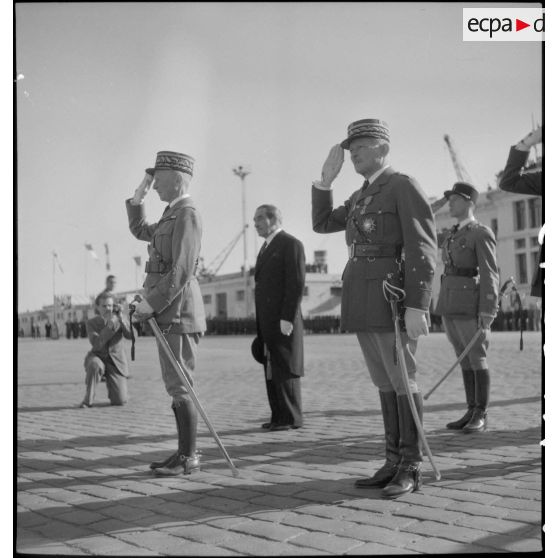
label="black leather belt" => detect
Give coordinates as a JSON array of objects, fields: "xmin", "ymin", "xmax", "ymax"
[
  {"xmin": 145, "ymin": 261, "xmax": 170, "ymax": 274},
  {"xmin": 350, "ymin": 243, "xmax": 402, "ymax": 258},
  {"xmin": 444, "ymin": 266, "xmax": 478, "ymax": 277}
]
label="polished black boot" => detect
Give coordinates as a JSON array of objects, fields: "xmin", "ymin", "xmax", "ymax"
[
  {"xmin": 150, "ymin": 405, "xmax": 179, "ymax": 470},
  {"xmin": 355, "ymin": 391, "xmax": 400, "ymax": 488},
  {"xmin": 446, "ymin": 369, "xmax": 475, "ymax": 430},
  {"xmin": 463, "ymin": 369, "xmax": 489, "ymax": 433},
  {"xmin": 382, "ymin": 393, "xmax": 423, "ymax": 499},
  {"xmin": 153, "ymin": 399, "xmax": 201, "ymax": 476}
]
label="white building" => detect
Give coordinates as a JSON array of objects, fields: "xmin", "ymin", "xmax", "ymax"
[{"xmin": 198, "ymin": 251, "xmax": 341, "ymax": 319}]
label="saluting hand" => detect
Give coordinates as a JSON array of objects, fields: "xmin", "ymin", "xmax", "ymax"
[
  {"xmin": 430, "ymin": 197, "xmax": 447, "ymax": 214},
  {"xmin": 404, "ymin": 308, "xmax": 429, "ymax": 339},
  {"xmin": 517, "ymin": 126, "xmax": 542, "ymax": 151},
  {"xmin": 320, "ymin": 144, "xmax": 344, "ymax": 188},
  {"xmin": 132, "ymin": 173, "xmax": 154, "ymax": 205}
]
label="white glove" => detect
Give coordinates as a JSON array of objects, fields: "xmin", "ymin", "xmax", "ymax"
[
  {"xmin": 320, "ymin": 144, "xmax": 344, "ymax": 188},
  {"xmin": 132, "ymin": 173, "xmax": 154, "ymax": 205},
  {"xmin": 280, "ymin": 320, "xmax": 293, "ymax": 336},
  {"xmin": 134, "ymin": 298, "xmax": 154, "ymax": 320},
  {"xmin": 478, "ymin": 313, "xmax": 495, "ymax": 329},
  {"xmin": 404, "ymin": 308, "xmax": 429, "ymax": 339}
]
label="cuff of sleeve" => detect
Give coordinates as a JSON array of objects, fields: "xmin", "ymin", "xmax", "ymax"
[{"xmin": 312, "ymin": 180, "xmax": 331, "ymax": 191}]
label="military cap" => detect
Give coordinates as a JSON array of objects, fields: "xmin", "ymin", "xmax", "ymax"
[
  {"xmin": 340, "ymin": 119, "xmax": 390, "ymax": 149},
  {"xmin": 444, "ymin": 182, "xmax": 479, "ymax": 204},
  {"xmin": 146, "ymin": 151, "xmax": 195, "ymax": 177},
  {"xmin": 251, "ymin": 336, "xmax": 266, "ymax": 365}
]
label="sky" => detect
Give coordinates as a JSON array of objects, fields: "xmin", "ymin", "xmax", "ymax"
[{"xmin": 15, "ymin": 2, "xmax": 543, "ymax": 312}]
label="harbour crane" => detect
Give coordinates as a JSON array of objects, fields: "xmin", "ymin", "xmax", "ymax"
[
  {"xmin": 197, "ymin": 225, "xmax": 249, "ymax": 279},
  {"xmin": 443, "ymin": 134, "xmax": 473, "ymax": 184}
]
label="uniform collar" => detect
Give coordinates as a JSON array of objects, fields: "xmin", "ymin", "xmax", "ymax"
[
  {"xmin": 457, "ymin": 216, "xmax": 476, "ymax": 230},
  {"xmin": 169, "ymin": 193, "xmax": 191, "ymax": 208}
]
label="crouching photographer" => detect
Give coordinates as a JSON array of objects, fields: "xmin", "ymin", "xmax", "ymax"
[{"xmin": 79, "ymin": 293, "xmax": 132, "ymax": 408}]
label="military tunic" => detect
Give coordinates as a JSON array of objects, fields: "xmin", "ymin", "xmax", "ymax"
[
  {"xmin": 312, "ymin": 168, "xmax": 437, "ymax": 332},
  {"xmin": 435, "ymin": 221, "xmax": 499, "ymax": 370},
  {"xmin": 126, "ymin": 196, "xmax": 206, "ymax": 401}
]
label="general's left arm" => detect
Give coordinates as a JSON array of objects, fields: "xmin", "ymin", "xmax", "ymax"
[{"xmin": 396, "ymin": 178, "xmax": 438, "ymax": 312}]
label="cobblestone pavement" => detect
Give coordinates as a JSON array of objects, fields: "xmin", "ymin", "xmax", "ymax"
[{"xmin": 17, "ymin": 332, "xmax": 543, "ymax": 555}]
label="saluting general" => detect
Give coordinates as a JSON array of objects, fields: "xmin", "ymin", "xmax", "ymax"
[
  {"xmin": 126, "ymin": 151, "xmax": 207, "ymax": 476},
  {"xmin": 312, "ymin": 119, "xmax": 437, "ymax": 498}
]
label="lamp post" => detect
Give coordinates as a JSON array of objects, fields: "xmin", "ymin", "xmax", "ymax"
[{"xmin": 232, "ymin": 165, "xmax": 251, "ymax": 316}]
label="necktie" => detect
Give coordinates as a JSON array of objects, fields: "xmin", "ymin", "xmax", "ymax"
[
  {"xmin": 361, "ymin": 180, "xmax": 369, "ymax": 190},
  {"xmin": 257, "ymin": 241, "xmax": 268, "ymax": 261}
]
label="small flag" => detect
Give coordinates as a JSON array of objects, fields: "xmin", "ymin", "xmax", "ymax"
[
  {"xmin": 84, "ymin": 243, "xmax": 99, "ymax": 260},
  {"xmin": 104, "ymin": 243, "xmax": 111, "ymax": 271},
  {"xmin": 133, "ymin": 255, "xmax": 142, "ymax": 267},
  {"xmin": 52, "ymin": 251, "xmax": 64, "ymax": 273}
]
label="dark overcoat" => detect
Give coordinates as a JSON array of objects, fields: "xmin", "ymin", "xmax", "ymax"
[
  {"xmin": 312, "ymin": 168, "xmax": 437, "ymax": 332},
  {"xmin": 126, "ymin": 197, "xmax": 207, "ymax": 333},
  {"xmin": 499, "ymin": 146, "xmax": 543, "ymax": 297},
  {"xmin": 84, "ymin": 315, "xmax": 132, "ymax": 376},
  {"xmin": 254, "ymin": 230, "xmax": 306, "ymax": 378}
]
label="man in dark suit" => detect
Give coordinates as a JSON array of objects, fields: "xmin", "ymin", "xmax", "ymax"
[
  {"xmin": 253, "ymin": 204, "xmax": 306, "ymax": 432},
  {"xmin": 499, "ymin": 126, "xmax": 543, "ymax": 297},
  {"xmin": 80, "ymin": 293, "xmax": 131, "ymax": 407}
]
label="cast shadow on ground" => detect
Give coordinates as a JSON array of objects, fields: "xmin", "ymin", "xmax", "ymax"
[
  {"xmin": 18, "ymin": 423, "xmax": 540, "ymax": 495},
  {"xmin": 17, "ymin": 452, "xmax": 541, "ymax": 550}
]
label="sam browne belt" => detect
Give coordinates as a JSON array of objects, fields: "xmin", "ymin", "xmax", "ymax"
[
  {"xmin": 349, "ymin": 243, "xmax": 402, "ymax": 258},
  {"xmin": 145, "ymin": 261, "xmax": 170, "ymax": 274},
  {"xmin": 443, "ymin": 265, "xmax": 478, "ymax": 277}
]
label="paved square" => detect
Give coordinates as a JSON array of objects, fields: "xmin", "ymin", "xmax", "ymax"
[{"xmin": 17, "ymin": 331, "xmax": 542, "ymax": 555}]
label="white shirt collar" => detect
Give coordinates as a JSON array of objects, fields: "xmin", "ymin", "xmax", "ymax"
[
  {"xmin": 265, "ymin": 227, "xmax": 282, "ymax": 245},
  {"xmin": 457, "ymin": 216, "xmax": 476, "ymax": 230},
  {"xmin": 169, "ymin": 193, "xmax": 191, "ymax": 208},
  {"xmin": 365, "ymin": 164, "xmax": 390, "ymax": 186}
]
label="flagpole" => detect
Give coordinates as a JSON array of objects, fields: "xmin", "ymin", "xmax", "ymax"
[
  {"xmin": 84, "ymin": 247, "xmax": 87, "ymax": 297},
  {"xmin": 52, "ymin": 251, "xmax": 56, "ymax": 331}
]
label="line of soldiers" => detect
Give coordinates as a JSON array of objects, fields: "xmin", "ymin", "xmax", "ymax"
[{"xmin": 78, "ymin": 120, "xmax": 542, "ymax": 500}]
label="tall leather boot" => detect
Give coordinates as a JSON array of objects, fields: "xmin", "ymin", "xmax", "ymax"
[
  {"xmin": 382, "ymin": 393, "xmax": 423, "ymax": 499},
  {"xmin": 463, "ymin": 369, "xmax": 489, "ymax": 433},
  {"xmin": 149, "ymin": 404, "xmax": 179, "ymax": 470},
  {"xmin": 355, "ymin": 391, "xmax": 399, "ymax": 488},
  {"xmin": 153, "ymin": 398, "xmax": 201, "ymax": 476},
  {"xmin": 446, "ymin": 369, "xmax": 475, "ymax": 430}
]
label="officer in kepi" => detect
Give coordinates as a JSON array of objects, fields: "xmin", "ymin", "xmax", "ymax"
[
  {"xmin": 126, "ymin": 151, "xmax": 207, "ymax": 476},
  {"xmin": 312, "ymin": 119, "xmax": 438, "ymax": 498},
  {"xmin": 435, "ymin": 182, "xmax": 499, "ymax": 433}
]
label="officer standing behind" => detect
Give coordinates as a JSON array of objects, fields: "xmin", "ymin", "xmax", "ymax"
[
  {"xmin": 435, "ymin": 182, "xmax": 499, "ymax": 433},
  {"xmin": 253, "ymin": 205, "xmax": 306, "ymax": 431},
  {"xmin": 312, "ymin": 119, "xmax": 437, "ymax": 498},
  {"xmin": 126, "ymin": 151, "xmax": 207, "ymax": 476}
]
